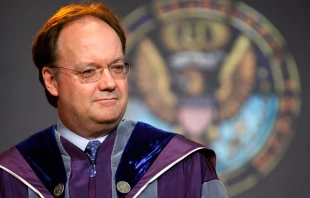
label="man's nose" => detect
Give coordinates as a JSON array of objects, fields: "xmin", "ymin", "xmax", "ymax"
[{"xmin": 97, "ymin": 68, "xmax": 116, "ymax": 91}]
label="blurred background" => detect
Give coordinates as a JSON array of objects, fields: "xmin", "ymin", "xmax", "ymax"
[{"xmin": 0, "ymin": 0, "xmax": 309, "ymax": 197}]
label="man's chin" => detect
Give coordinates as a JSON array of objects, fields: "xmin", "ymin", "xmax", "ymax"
[
  {"xmin": 90, "ymin": 108, "xmax": 126, "ymax": 125},
  {"xmin": 92, "ymin": 114, "xmax": 122, "ymax": 125}
]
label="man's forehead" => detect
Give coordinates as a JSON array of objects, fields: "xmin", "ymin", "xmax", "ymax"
[{"xmin": 57, "ymin": 15, "xmax": 117, "ymax": 50}]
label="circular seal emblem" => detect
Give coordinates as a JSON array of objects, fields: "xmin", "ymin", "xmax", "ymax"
[
  {"xmin": 53, "ymin": 183, "xmax": 64, "ymax": 197},
  {"xmin": 123, "ymin": 0, "xmax": 301, "ymax": 196},
  {"xmin": 116, "ymin": 181, "xmax": 131, "ymax": 194}
]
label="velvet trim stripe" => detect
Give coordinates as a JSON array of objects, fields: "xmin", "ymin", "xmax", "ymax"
[
  {"xmin": 15, "ymin": 126, "xmax": 67, "ymax": 198},
  {"xmin": 115, "ymin": 122, "xmax": 175, "ymax": 198}
]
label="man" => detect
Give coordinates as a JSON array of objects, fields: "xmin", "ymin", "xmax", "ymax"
[{"xmin": 0, "ymin": 2, "xmax": 227, "ymax": 198}]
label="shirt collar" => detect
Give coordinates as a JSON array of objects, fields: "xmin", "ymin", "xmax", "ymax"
[{"xmin": 56, "ymin": 118, "xmax": 108, "ymax": 151}]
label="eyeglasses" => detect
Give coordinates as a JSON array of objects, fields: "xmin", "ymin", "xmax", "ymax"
[{"xmin": 48, "ymin": 60, "xmax": 131, "ymax": 83}]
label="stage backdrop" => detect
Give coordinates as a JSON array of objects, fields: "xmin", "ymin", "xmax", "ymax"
[{"xmin": 0, "ymin": 0, "xmax": 309, "ymax": 197}]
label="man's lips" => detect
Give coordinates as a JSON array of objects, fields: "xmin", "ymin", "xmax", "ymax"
[{"xmin": 95, "ymin": 97, "xmax": 117, "ymax": 102}]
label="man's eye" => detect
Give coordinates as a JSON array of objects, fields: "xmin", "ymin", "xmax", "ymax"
[
  {"xmin": 81, "ymin": 69, "xmax": 96, "ymax": 77},
  {"xmin": 111, "ymin": 65, "xmax": 124, "ymax": 72}
]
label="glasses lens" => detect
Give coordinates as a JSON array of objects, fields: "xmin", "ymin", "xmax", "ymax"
[
  {"xmin": 110, "ymin": 61, "xmax": 130, "ymax": 78},
  {"xmin": 82, "ymin": 68, "xmax": 102, "ymax": 83},
  {"xmin": 123, "ymin": 62, "xmax": 130, "ymax": 75},
  {"xmin": 81, "ymin": 61, "xmax": 131, "ymax": 83}
]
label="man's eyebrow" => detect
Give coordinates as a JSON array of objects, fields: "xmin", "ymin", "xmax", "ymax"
[
  {"xmin": 74, "ymin": 57, "xmax": 126, "ymax": 68},
  {"xmin": 75, "ymin": 62, "xmax": 100, "ymax": 69},
  {"xmin": 112, "ymin": 57, "xmax": 125, "ymax": 63}
]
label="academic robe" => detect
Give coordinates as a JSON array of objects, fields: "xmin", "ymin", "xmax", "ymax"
[{"xmin": 0, "ymin": 119, "xmax": 227, "ymax": 198}]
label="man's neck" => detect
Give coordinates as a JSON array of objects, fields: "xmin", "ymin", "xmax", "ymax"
[{"xmin": 56, "ymin": 118, "xmax": 109, "ymax": 151}]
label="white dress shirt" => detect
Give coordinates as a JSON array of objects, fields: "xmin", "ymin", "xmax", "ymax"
[{"xmin": 55, "ymin": 118, "xmax": 108, "ymax": 151}]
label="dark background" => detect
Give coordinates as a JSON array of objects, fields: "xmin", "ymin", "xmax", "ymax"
[{"xmin": 0, "ymin": 0, "xmax": 309, "ymax": 197}]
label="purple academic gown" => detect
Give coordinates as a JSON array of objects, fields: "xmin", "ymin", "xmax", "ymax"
[{"xmin": 0, "ymin": 119, "xmax": 227, "ymax": 198}]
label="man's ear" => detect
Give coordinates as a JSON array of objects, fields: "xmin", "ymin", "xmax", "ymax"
[{"xmin": 42, "ymin": 67, "xmax": 59, "ymax": 96}]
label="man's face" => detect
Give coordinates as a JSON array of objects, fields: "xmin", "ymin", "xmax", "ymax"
[{"xmin": 52, "ymin": 16, "xmax": 128, "ymax": 134}]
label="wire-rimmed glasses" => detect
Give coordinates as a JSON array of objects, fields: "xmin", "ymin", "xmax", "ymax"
[{"xmin": 48, "ymin": 60, "xmax": 131, "ymax": 83}]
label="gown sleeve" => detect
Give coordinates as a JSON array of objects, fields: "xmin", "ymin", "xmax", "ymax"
[{"xmin": 157, "ymin": 150, "xmax": 228, "ymax": 198}]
